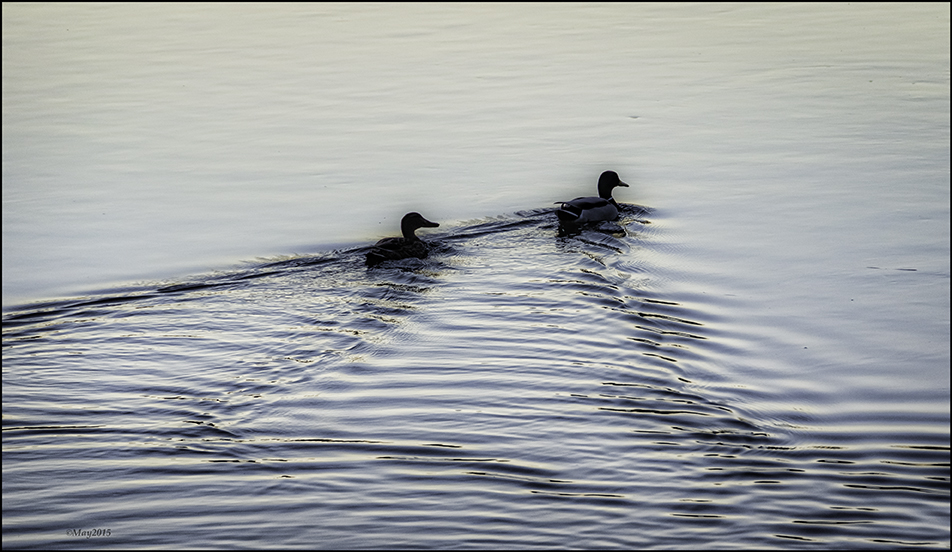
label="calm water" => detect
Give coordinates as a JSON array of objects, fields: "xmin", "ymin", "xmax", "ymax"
[{"xmin": 3, "ymin": 3, "xmax": 949, "ymax": 550}]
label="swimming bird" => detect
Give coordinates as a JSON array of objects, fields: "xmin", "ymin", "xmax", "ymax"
[
  {"xmin": 366, "ymin": 212, "xmax": 440, "ymax": 266},
  {"xmin": 554, "ymin": 170, "xmax": 630, "ymax": 225}
]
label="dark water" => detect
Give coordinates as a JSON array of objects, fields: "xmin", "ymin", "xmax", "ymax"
[{"xmin": 3, "ymin": 206, "xmax": 948, "ymax": 549}]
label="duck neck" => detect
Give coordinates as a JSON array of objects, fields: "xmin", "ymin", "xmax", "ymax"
[{"xmin": 401, "ymin": 224, "xmax": 420, "ymax": 241}]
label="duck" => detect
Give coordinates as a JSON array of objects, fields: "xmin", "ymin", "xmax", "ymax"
[
  {"xmin": 366, "ymin": 212, "xmax": 440, "ymax": 266},
  {"xmin": 554, "ymin": 170, "xmax": 630, "ymax": 224}
]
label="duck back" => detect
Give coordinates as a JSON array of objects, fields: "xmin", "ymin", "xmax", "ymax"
[
  {"xmin": 556, "ymin": 197, "xmax": 618, "ymax": 224},
  {"xmin": 366, "ymin": 237, "xmax": 430, "ymax": 266}
]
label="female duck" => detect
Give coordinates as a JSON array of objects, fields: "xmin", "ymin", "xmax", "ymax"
[
  {"xmin": 366, "ymin": 212, "xmax": 440, "ymax": 266},
  {"xmin": 555, "ymin": 170, "xmax": 630, "ymax": 224}
]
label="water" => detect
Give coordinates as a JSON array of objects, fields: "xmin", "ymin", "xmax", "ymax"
[
  {"xmin": 3, "ymin": 208, "xmax": 948, "ymax": 548},
  {"xmin": 3, "ymin": 3, "xmax": 949, "ymax": 549}
]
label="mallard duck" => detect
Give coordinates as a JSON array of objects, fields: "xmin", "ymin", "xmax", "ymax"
[
  {"xmin": 366, "ymin": 212, "xmax": 439, "ymax": 266},
  {"xmin": 555, "ymin": 170, "xmax": 630, "ymax": 224}
]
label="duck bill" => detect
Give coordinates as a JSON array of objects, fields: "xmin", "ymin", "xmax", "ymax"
[
  {"xmin": 421, "ymin": 218, "xmax": 439, "ymax": 228},
  {"xmin": 618, "ymin": 181, "xmax": 630, "ymax": 187}
]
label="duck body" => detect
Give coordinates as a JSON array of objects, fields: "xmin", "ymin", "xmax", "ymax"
[
  {"xmin": 555, "ymin": 170, "xmax": 629, "ymax": 225},
  {"xmin": 555, "ymin": 196, "xmax": 620, "ymax": 224},
  {"xmin": 366, "ymin": 212, "xmax": 439, "ymax": 266},
  {"xmin": 366, "ymin": 237, "xmax": 430, "ymax": 264}
]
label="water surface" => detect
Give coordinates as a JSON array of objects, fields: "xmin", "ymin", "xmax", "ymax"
[
  {"xmin": 3, "ymin": 3, "xmax": 949, "ymax": 549},
  {"xmin": 5, "ymin": 208, "xmax": 947, "ymax": 549}
]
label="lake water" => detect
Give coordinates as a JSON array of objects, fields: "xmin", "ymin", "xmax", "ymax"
[{"xmin": 2, "ymin": 3, "xmax": 949, "ymax": 549}]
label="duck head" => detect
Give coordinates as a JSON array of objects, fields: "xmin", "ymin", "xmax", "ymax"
[
  {"xmin": 401, "ymin": 212, "xmax": 440, "ymax": 240},
  {"xmin": 597, "ymin": 170, "xmax": 629, "ymax": 199}
]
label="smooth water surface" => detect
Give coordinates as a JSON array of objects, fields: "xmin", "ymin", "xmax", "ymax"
[
  {"xmin": 4, "ymin": 2, "xmax": 947, "ymax": 304},
  {"xmin": 3, "ymin": 3, "xmax": 949, "ymax": 550}
]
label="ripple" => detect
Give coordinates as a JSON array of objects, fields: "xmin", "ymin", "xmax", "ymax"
[{"xmin": 3, "ymin": 206, "xmax": 948, "ymax": 549}]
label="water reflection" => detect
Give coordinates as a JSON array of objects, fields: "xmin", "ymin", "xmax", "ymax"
[{"xmin": 3, "ymin": 209, "xmax": 949, "ymax": 549}]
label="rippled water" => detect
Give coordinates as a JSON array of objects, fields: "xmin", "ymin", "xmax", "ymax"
[
  {"xmin": 4, "ymin": 2, "xmax": 949, "ymax": 549},
  {"xmin": 3, "ymin": 206, "xmax": 948, "ymax": 549}
]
